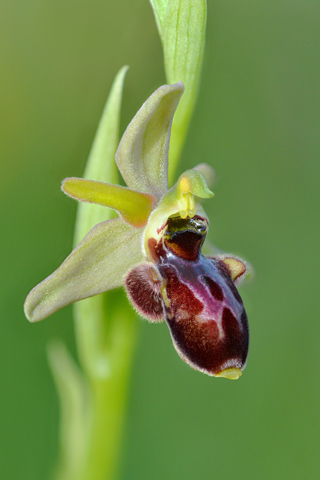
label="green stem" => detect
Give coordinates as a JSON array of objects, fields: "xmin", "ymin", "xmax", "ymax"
[
  {"xmin": 50, "ymin": 68, "xmax": 134, "ymax": 480},
  {"xmin": 74, "ymin": 291, "xmax": 137, "ymax": 480}
]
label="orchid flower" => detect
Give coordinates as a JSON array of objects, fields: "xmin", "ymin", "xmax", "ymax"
[{"xmin": 24, "ymin": 82, "xmax": 249, "ymax": 380}]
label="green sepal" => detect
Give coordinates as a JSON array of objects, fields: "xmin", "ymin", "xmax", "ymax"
[
  {"xmin": 62, "ymin": 178, "xmax": 156, "ymax": 228},
  {"xmin": 24, "ymin": 218, "xmax": 143, "ymax": 322},
  {"xmin": 116, "ymin": 82, "xmax": 184, "ymax": 200}
]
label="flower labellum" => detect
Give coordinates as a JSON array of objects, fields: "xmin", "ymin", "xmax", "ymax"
[
  {"xmin": 24, "ymin": 81, "xmax": 249, "ymax": 379},
  {"xmin": 126, "ymin": 206, "xmax": 248, "ymax": 380}
]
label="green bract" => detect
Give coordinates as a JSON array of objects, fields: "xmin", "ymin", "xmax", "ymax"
[
  {"xmin": 150, "ymin": 0, "xmax": 207, "ymax": 180},
  {"xmin": 24, "ymin": 83, "xmax": 214, "ymax": 324}
]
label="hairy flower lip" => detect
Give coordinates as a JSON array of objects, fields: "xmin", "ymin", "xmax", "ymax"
[{"xmin": 126, "ymin": 217, "xmax": 249, "ymax": 378}]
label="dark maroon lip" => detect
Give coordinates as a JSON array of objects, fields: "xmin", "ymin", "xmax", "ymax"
[{"xmin": 125, "ymin": 215, "xmax": 249, "ymax": 377}]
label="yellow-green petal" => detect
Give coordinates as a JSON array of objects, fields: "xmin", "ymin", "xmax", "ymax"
[
  {"xmin": 115, "ymin": 82, "xmax": 184, "ymax": 200},
  {"xmin": 62, "ymin": 178, "xmax": 156, "ymax": 228},
  {"xmin": 24, "ymin": 218, "xmax": 143, "ymax": 322},
  {"xmin": 178, "ymin": 168, "xmax": 214, "ymax": 201},
  {"xmin": 193, "ymin": 163, "xmax": 215, "ymax": 187}
]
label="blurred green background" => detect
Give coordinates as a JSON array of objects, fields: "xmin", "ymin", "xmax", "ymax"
[{"xmin": 1, "ymin": 0, "xmax": 319, "ymax": 479}]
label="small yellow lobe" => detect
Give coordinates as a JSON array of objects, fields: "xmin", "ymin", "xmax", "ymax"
[
  {"xmin": 221, "ymin": 257, "xmax": 246, "ymax": 281},
  {"xmin": 214, "ymin": 368, "xmax": 242, "ymax": 380}
]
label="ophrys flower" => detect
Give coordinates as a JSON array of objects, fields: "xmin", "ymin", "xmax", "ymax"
[{"xmin": 24, "ymin": 82, "xmax": 249, "ymax": 379}]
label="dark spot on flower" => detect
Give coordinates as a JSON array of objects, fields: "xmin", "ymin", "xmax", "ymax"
[
  {"xmin": 165, "ymin": 231, "xmax": 203, "ymax": 261},
  {"xmin": 161, "ymin": 266, "xmax": 203, "ymax": 319},
  {"xmin": 163, "ymin": 216, "xmax": 207, "ymax": 261},
  {"xmin": 201, "ymin": 275, "xmax": 224, "ymax": 301},
  {"xmin": 221, "ymin": 307, "xmax": 242, "ymax": 354},
  {"xmin": 214, "ymin": 259, "xmax": 243, "ymax": 304},
  {"xmin": 222, "ymin": 307, "xmax": 249, "ymax": 366}
]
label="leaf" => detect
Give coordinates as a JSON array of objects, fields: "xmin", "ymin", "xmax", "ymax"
[
  {"xmin": 74, "ymin": 66, "xmax": 128, "ymax": 245},
  {"xmin": 162, "ymin": 0, "xmax": 207, "ymax": 181},
  {"xmin": 71, "ymin": 67, "xmax": 131, "ymax": 376},
  {"xmin": 149, "ymin": 0, "xmax": 169, "ymax": 39},
  {"xmin": 48, "ymin": 341, "xmax": 90, "ymax": 480}
]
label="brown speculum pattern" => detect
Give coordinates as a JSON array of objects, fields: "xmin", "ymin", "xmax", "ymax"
[{"xmin": 125, "ymin": 215, "xmax": 249, "ymax": 377}]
